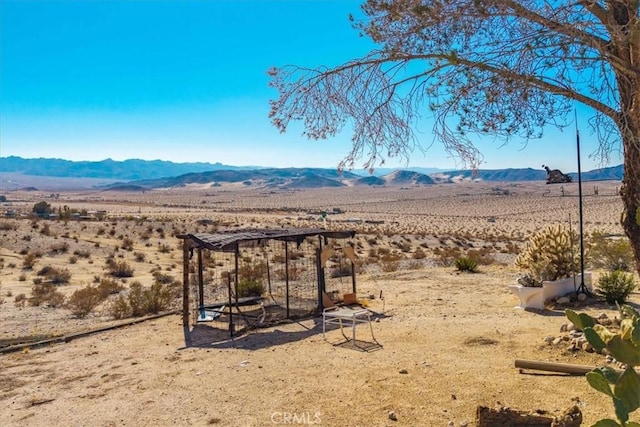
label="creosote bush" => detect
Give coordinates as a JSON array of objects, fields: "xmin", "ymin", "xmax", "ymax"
[
  {"xmin": 66, "ymin": 285, "xmax": 102, "ymax": 318},
  {"xmin": 106, "ymin": 259, "xmax": 134, "ymax": 278},
  {"xmin": 108, "ymin": 281, "xmax": 176, "ymax": 319},
  {"xmin": 588, "ymin": 231, "xmax": 636, "ymax": 272},
  {"xmin": 596, "ymin": 270, "xmax": 637, "ymax": 305},
  {"xmin": 29, "ymin": 283, "xmax": 65, "ymax": 307},
  {"xmin": 237, "ymin": 279, "xmax": 265, "ymax": 298}
]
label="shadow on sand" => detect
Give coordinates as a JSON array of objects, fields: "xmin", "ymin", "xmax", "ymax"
[{"xmin": 181, "ymin": 311, "xmax": 389, "ymax": 353}]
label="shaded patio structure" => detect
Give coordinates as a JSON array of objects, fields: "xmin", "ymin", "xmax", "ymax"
[{"xmin": 178, "ymin": 228, "xmax": 357, "ymax": 337}]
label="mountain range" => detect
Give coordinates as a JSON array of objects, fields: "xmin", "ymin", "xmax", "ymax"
[{"xmin": 0, "ymin": 156, "xmax": 625, "ymax": 191}]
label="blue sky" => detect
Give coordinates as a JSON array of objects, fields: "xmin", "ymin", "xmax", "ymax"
[{"xmin": 0, "ymin": 0, "xmax": 622, "ymax": 173}]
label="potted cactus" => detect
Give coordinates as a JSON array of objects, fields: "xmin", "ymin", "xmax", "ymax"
[{"xmin": 510, "ymin": 224, "xmax": 590, "ymax": 309}]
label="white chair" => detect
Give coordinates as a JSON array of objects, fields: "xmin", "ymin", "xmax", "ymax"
[{"xmin": 322, "ymin": 292, "xmax": 375, "ymax": 343}]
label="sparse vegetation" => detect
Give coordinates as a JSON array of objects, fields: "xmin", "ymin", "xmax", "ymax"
[
  {"xmin": 454, "ymin": 256, "xmax": 478, "ymax": 273},
  {"xmin": 596, "ymin": 270, "xmax": 637, "ymax": 304}
]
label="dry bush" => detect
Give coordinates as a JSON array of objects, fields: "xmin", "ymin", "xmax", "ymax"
[
  {"xmin": 97, "ymin": 277, "xmax": 125, "ymax": 298},
  {"xmin": 29, "ymin": 283, "xmax": 65, "ymax": 307},
  {"xmin": 48, "ymin": 241, "xmax": 70, "ymax": 255},
  {"xmin": 22, "ymin": 252, "xmax": 37, "ymax": 270},
  {"xmin": 14, "ymin": 293, "xmax": 27, "ymax": 307},
  {"xmin": 66, "ymin": 285, "xmax": 102, "ymax": 318},
  {"xmin": 0, "ymin": 221, "xmax": 17, "ymax": 231},
  {"xmin": 108, "ymin": 281, "xmax": 176, "ymax": 319},
  {"xmin": 412, "ymin": 247, "xmax": 427, "ymax": 259},
  {"xmin": 106, "ymin": 259, "xmax": 135, "ymax": 278},
  {"xmin": 73, "ymin": 249, "xmax": 91, "ymax": 259},
  {"xmin": 466, "ymin": 248, "xmax": 496, "ymax": 266},
  {"xmin": 432, "ymin": 247, "xmax": 463, "ymax": 267},
  {"xmin": 133, "ymin": 251, "xmax": 146, "ymax": 262},
  {"xmin": 36, "ymin": 266, "xmax": 71, "ymax": 284}
]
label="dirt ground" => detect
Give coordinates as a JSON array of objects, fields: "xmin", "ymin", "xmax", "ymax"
[
  {"xmin": 0, "ymin": 181, "xmax": 638, "ymax": 426},
  {"xmin": 2, "ymin": 265, "xmax": 637, "ymax": 426}
]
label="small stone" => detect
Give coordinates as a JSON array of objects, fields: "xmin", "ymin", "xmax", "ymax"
[
  {"xmin": 399, "ymin": 369, "xmax": 408, "ymax": 374},
  {"xmin": 544, "ymin": 335, "xmax": 555, "ymax": 344},
  {"xmin": 556, "ymin": 296, "xmax": 571, "ymax": 304},
  {"xmin": 447, "ymin": 422, "xmax": 454, "ymax": 427},
  {"xmin": 597, "ymin": 312, "xmax": 609, "ymax": 320},
  {"xmin": 581, "ymin": 342, "xmax": 593, "ymax": 352},
  {"xmin": 552, "ymin": 337, "xmax": 563, "ymax": 346},
  {"xmin": 577, "ymin": 293, "xmax": 588, "ymax": 302},
  {"xmin": 388, "ymin": 411, "xmax": 398, "ymax": 421},
  {"xmin": 460, "ymin": 421, "xmax": 469, "ymax": 427},
  {"xmin": 560, "ymin": 323, "xmax": 569, "ymax": 332}
]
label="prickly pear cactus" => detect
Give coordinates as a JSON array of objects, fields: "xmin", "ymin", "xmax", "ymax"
[
  {"xmin": 514, "ymin": 224, "xmax": 580, "ymax": 281},
  {"xmin": 566, "ymin": 306, "xmax": 640, "ymax": 426}
]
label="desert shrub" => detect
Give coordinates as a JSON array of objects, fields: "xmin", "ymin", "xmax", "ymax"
[
  {"xmin": 587, "ymin": 231, "xmax": 635, "ymax": 272},
  {"xmin": 596, "ymin": 270, "xmax": 637, "ymax": 304},
  {"xmin": 432, "ymin": 246, "xmax": 462, "ymax": 267},
  {"xmin": 69, "ymin": 256, "xmax": 78, "ymax": 264},
  {"xmin": 14, "ymin": 293, "xmax": 27, "ymax": 307},
  {"xmin": 454, "ymin": 256, "xmax": 478, "ymax": 273},
  {"xmin": 380, "ymin": 258, "xmax": 400, "ymax": 272},
  {"xmin": 237, "ymin": 279, "xmax": 265, "ymax": 298},
  {"xmin": 29, "ymin": 283, "xmax": 65, "ymax": 307},
  {"xmin": 73, "ymin": 249, "xmax": 91, "ymax": 259},
  {"xmin": 97, "ymin": 277, "xmax": 125, "ymax": 298},
  {"xmin": 48, "ymin": 241, "xmax": 69, "ymax": 254},
  {"xmin": 106, "ymin": 259, "xmax": 134, "ymax": 278},
  {"xmin": 466, "ymin": 248, "xmax": 495, "ymax": 265},
  {"xmin": 40, "ymin": 223, "xmax": 51, "ymax": 236},
  {"xmin": 108, "ymin": 295, "xmax": 131, "ymax": 319},
  {"xmin": 412, "ymin": 247, "xmax": 427, "ymax": 259},
  {"xmin": 238, "ymin": 259, "xmax": 267, "ymax": 283},
  {"xmin": 22, "ymin": 252, "xmax": 37, "ymax": 270},
  {"xmin": 18, "ymin": 273, "xmax": 27, "ymax": 282},
  {"xmin": 121, "ymin": 236, "xmax": 134, "ymax": 251},
  {"xmin": 109, "ymin": 281, "xmax": 175, "ymax": 319},
  {"xmin": 514, "ymin": 224, "xmax": 580, "ymax": 282},
  {"xmin": 158, "ymin": 243, "xmax": 171, "ymax": 253},
  {"xmin": 133, "ymin": 251, "xmax": 146, "ymax": 262},
  {"xmin": 152, "ymin": 271, "xmax": 174, "ymax": 285},
  {"xmin": 330, "ymin": 263, "xmax": 352, "ymax": 278},
  {"xmin": 66, "ymin": 285, "xmax": 102, "ymax": 318},
  {"xmin": 38, "ymin": 266, "xmax": 71, "ymax": 284},
  {"xmin": 141, "ymin": 282, "xmax": 175, "ymax": 314},
  {"xmin": 0, "ymin": 221, "xmax": 17, "ymax": 231}
]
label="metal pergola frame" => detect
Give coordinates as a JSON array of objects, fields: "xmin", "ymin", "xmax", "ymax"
[{"xmin": 178, "ymin": 228, "xmax": 356, "ymax": 336}]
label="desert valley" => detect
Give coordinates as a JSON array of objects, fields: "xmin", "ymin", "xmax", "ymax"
[{"xmin": 1, "ymin": 179, "xmax": 638, "ymax": 426}]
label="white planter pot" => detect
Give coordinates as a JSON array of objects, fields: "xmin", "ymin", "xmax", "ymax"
[
  {"xmin": 509, "ymin": 273, "xmax": 592, "ymax": 310},
  {"xmin": 542, "ymin": 273, "xmax": 592, "ymax": 301},
  {"xmin": 509, "ymin": 285, "xmax": 545, "ymax": 310}
]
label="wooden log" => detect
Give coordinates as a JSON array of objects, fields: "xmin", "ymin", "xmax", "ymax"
[{"xmin": 515, "ymin": 359, "xmax": 597, "ymax": 375}]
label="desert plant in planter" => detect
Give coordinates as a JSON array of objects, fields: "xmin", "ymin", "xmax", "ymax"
[
  {"xmin": 510, "ymin": 224, "xmax": 583, "ymax": 309},
  {"xmin": 566, "ymin": 306, "xmax": 640, "ymax": 426}
]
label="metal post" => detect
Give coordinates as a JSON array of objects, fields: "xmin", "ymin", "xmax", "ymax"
[{"xmin": 576, "ymin": 119, "xmax": 590, "ymax": 295}]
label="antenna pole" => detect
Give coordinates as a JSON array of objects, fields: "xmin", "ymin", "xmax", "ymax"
[{"xmin": 575, "ymin": 110, "xmax": 590, "ymax": 296}]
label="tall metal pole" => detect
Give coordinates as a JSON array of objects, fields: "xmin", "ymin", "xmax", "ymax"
[{"xmin": 575, "ymin": 113, "xmax": 589, "ymax": 295}]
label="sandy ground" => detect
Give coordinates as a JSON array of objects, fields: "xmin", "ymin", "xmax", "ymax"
[{"xmin": 0, "ymin": 181, "xmax": 638, "ymax": 426}]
